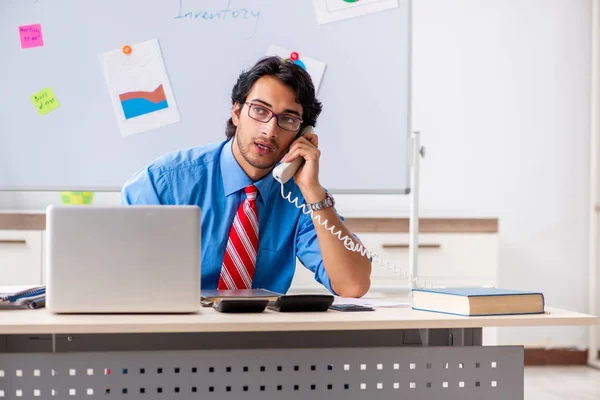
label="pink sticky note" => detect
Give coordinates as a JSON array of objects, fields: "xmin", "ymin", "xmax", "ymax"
[{"xmin": 19, "ymin": 24, "xmax": 43, "ymax": 49}]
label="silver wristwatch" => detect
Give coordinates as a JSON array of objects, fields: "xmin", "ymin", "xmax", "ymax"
[{"xmin": 307, "ymin": 191, "xmax": 335, "ymax": 211}]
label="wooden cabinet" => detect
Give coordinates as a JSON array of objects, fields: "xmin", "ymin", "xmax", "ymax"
[
  {"xmin": 0, "ymin": 230, "xmax": 43, "ymax": 285},
  {"xmin": 361, "ymin": 232, "xmax": 497, "ymax": 288},
  {"xmin": 0, "ymin": 214, "xmax": 498, "ymax": 292},
  {"xmin": 289, "ymin": 220, "xmax": 499, "ymax": 296}
]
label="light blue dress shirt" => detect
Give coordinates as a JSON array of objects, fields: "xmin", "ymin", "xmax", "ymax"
[{"xmin": 120, "ymin": 138, "xmax": 343, "ymax": 294}]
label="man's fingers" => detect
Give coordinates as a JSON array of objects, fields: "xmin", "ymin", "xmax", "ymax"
[
  {"xmin": 284, "ymin": 143, "xmax": 320, "ymax": 162},
  {"xmin": 300, "ymin": 133, "xmax": 319, "ymax": 148},
  {"xmin": 283, "ymin": 148, "xmax": 302, "ymax": 163}
]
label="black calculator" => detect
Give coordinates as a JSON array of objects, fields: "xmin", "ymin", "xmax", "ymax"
[{"xmin": 329, "ymin": 304, "xmax": 375, "ymax": 312}]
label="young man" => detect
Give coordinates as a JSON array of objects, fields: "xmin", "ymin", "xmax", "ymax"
[{"xmin": 121, "ymin": 56, "xmax": 371, "ymax": 297}]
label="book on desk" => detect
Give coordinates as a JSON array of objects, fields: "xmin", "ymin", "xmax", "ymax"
[{"xmin": 411, "ymin": 287, "xmax": 545, "ymax": 316}]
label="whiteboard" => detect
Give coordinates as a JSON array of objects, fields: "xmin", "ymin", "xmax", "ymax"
[{"xmin": 0, "ymin": 0, "xmax": 411, "ymax": 193}]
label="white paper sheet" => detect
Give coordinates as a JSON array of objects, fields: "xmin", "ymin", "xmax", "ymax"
[
  {"xmin": 333, "ymin": 297, "xmax": 411, "ymax": 308},
  {"xmin": 100, "ymin": 39, "xmax": 180, "ymax": 137},
  {"xmin": 267, "ymin": 45, "xmax": 327, "ymax": 93},
  {"xmin": 313, "ymin": 0, "xmax": 399, "ymax": 25}
]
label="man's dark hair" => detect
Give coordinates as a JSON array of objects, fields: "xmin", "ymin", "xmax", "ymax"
[{"xmin": 225, "ymin": 56, "xmax": 323, "ymax": 139}]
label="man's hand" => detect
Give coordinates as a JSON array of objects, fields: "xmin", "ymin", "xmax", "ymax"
[
  {"xmin": 280, "ymin": 132, "xmax": 325, "ymax": 201},
  {"xmin": 281, "ymin": 132, "xmax": 371, "ymax": 298}
]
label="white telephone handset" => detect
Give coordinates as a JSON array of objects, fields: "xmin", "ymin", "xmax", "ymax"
[{"xmin": 272, "ymin": 125, "xmax": 314, "ymax": 184}]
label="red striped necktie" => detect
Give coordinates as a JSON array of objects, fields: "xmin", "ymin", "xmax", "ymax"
[{"xmin": 218, "ymin": 185, "xmax": 259, "ymax": 290}]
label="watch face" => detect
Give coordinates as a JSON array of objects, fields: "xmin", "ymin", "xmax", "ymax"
[{"xmin": 327, "ymin": 192, "xmax": 334, "ymax": 205}]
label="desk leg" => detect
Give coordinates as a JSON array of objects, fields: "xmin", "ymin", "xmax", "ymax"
[
  {"xmin": 417, "ymin": 328, "xmax": 482, "ymax": 346},
  {"xmin": 0, "ymin": 329, "xmax": 522, "ymax": 400}
]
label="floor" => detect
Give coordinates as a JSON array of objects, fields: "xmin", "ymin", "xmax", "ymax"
[{"xmin": 524, "ymin": 366, "xmax": 600, "ymax": 399}]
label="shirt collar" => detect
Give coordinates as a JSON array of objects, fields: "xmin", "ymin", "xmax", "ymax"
[{"xmin": 220, "ymin": 139, "xmax": 275, "ymax": 204}]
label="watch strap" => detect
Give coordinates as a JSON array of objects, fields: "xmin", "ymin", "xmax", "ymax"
[{"xmin": 307, "ymin": 192, "xmax": 334, "ymax": 211}]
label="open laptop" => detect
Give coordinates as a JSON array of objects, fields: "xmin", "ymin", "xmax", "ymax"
[{"xmin": 45, "ymin": 205, "xmax": 201, "ymax": 313}]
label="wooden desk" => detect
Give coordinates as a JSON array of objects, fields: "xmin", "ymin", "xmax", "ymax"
[
  {"xmin": 0, "ymin": 306, "xmax": 593, "ymax": 334},
  {"xmin": 0, "ymin": 306, "xmax": 596, "ymax": 400}
]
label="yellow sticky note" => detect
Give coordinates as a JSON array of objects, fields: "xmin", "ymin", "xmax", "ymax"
[
  {"xmin": 60, "ymin": 192, "xmax": 94, "ymax": 205},
  {"xmin": 31, "ymin": 87, "xmax": 59, "ymax": 116}
]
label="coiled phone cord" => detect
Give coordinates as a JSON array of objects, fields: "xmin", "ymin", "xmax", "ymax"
[{"xmin": 279, "ymin": 183, "xmax": 430, "ymax": 289}]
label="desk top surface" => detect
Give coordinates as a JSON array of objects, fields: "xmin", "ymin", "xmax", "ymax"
[{"xmin": 0, "ymin": 305, "xmax": 595, "ymax": 335}]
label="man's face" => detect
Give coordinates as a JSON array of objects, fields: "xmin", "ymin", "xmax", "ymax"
[{"xmin": 231, "ymin": 76, "xmax": 303, "ymax": 174}]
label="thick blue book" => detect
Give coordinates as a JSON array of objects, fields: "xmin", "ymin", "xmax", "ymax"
[{"xmin": 411, "ymin": 287, "xmax": 545, "ymax": 316}]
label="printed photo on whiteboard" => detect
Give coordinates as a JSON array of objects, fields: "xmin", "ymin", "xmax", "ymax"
[
  {"xmin": 267, "ymin": 45, "xmax": 326, "ymax": 93},
  {"xmin": 313, "ymin": 0, "xmax": 399, "ymax": 25},
  {"xmin": 100, "ymin": 39, "xmax": 180, "ymax": 137}
]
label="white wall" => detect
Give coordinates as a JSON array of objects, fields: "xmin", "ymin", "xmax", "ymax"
[
  {"xmin": 411, "ymin": 0, "xmax": 593, "ymax": 348},
  {"xmin": 0, "ymin": 0, "xmax": 595, "ymax": 349}
]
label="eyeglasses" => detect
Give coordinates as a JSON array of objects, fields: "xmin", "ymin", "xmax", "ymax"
[{"xmin": 245, "ymin": 102, "xmax": 303, "ymax": 132}]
